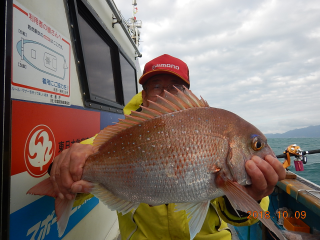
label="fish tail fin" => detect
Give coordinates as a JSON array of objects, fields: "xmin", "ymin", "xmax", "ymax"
[
  {"xmin": 55, "ymin": 197, "xmax": 75, "ymax": 237},
  {"xmin": 219, "ymin": 179, "xmax": 286, "ymax": 240},
  {"xmin": 27, "ymin": 178, "xmax": 74, "ymax": 237},
  {"xmin": 27, "ymin": 177, "xmax": 57, "ymax": 197}
]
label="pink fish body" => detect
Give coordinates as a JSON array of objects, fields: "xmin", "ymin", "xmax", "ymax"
[
  {"xmin": 85, "ymin": 107, "xmax": 270, "ymax": 204},
  {"xmin": 28, "ymin": 88, "xmax": 285, "ymax": 240}
]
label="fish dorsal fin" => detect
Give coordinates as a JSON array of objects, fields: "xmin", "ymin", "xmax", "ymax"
[
  {"xmin": 93, "ymin": 88, "xmax": 208, "ymax": 152},
  {"xmin": 146, "ymin": 100, "xmax": 172, "ymax": 114},
  {"xmin": 163, "ymin": 91, "xmax": 187, "ymax": 110}
]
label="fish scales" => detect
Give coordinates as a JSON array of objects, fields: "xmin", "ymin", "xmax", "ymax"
[{"xmin": 82, "ymin": 107, "xmax": 248, "ymax": 205}]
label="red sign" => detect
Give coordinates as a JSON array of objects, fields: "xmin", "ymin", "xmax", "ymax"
[
  {"xmin": 12, "ymin": 100, "xmax": 100, "ymax": 176},
  {"xmin": 24, "ymin": 124, "xmax": 56, "ymax": 177}
]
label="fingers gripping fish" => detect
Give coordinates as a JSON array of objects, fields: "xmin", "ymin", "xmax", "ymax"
[{"xmin": 28, "ymin": 87, "xmax": 286, "ymax": 240}]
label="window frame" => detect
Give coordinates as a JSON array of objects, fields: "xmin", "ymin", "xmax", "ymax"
[
  {"xmin": 119, "ymin": 51, "xmax": 139, "ymax": 105},
  {"xmin": 66, "ymin": 0, "xmax": 138, "ymax": 113}
]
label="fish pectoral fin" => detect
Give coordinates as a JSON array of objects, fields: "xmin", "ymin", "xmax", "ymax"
[
  {"xmin": 174, "ymin": 201, "xmax": 210, "ymax": 240},
  {"xmin": 91, "ymin": 183, "xmax": 139, "ymax": 215},
  {"xmin": 220, "ymin": 179, "xmax": 286, "ymax": 240}
]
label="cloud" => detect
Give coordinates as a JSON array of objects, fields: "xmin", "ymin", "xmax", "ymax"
[{"xmin": 115, "ymin": 0, "xmax": 320, "ymax": 134}]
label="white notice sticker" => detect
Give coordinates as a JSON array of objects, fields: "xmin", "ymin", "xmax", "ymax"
[{"xmin": 12, "ymin": 1, "xmax": 71, "ymax": 105}]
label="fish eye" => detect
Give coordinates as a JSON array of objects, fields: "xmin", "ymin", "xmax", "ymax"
[{"xmin": 251, "ymin": 137, "xmax": 264, "ymax": 151}]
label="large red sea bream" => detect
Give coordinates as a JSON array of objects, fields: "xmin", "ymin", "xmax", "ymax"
[{"xmin": 28, "ymin": 87, "xmax": 285, "ymax": 240}]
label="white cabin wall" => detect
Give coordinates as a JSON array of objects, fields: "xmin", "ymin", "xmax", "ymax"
[
  {"xmin": 63, "ymin": 202, "xmax": 120, "ymax": 240},
  {"xmin": 12, "ymin": 0, "xmax": 129, "ymax": 239},
  {"xmin": 135, "ymin": 58, "xmax": 142, "ymax": 92},
  {"xmin": 15, "ymin": 0, "xmax": 70, "ymax": 37}
]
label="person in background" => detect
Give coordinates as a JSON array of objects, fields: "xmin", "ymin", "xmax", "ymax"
[{"xmin": 49, "ymin": 54, "xmax": 286, "ymax": 239}]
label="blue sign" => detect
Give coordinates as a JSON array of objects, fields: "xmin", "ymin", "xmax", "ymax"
[{"xmin": 10, "ymin": 196, "xmax": 99, "ymax": 240}]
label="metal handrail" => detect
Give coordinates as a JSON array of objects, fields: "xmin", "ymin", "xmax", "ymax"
[{"xmin": 106, "ymin": 0, "xmax": 142, "ymax": 58}]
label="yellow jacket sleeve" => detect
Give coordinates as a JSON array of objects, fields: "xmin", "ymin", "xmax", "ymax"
[{"xmin": 123, "ymin": 91, "xmax": 143, "ymax": 115}]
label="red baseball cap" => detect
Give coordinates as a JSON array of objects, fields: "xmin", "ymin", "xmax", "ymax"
[{"xmin": 139, "ymin": 54, "xmax": 190, "ymax": 87}]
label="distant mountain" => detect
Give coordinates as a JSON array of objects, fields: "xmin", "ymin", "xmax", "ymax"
[{"xmin": 265, "ymin": 125, "xmax": 320, "ymax": 138}]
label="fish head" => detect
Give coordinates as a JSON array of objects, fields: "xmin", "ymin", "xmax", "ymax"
[{"xmin": 225, "ymin": 119, "xmax": 275, "ymax": 186}]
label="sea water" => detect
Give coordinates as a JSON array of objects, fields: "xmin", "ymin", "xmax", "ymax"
[{"xmin": 268, "ymin": 138, "xmax": 320, "ymax": 186}]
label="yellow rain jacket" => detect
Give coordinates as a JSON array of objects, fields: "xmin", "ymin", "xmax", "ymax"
[
  {"xmin": 117, "ymin": 198, "xmax": 269, "ymax": 240},
  {"xmin": 75, "ymin": 92, "xmax": 270, "ymax": 240}
]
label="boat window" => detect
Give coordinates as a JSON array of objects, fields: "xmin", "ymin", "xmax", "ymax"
[
  {"xmin": 67, "ymin": 0, "xmax": 138, "ymax": 112},
  {"xmin": 120, "ymin": 53, "xmax": 137, "ymax": 105},
  {"xmin": 77, "ymin": 15, "xmax": 116, "ymax": 103}
]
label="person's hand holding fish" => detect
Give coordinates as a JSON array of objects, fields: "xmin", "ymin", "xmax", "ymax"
[
  {"xmin": 49, "ymin": 143, "xmax": 94, "ymax": 200},
  {"xmin": 243, "ymin": 155, "xmax": 285, "ymax": 201}
]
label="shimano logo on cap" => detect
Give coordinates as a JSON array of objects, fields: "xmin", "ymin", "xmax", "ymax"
[{"xmin": 152, "ymin": 64, "xmax": 180, "ymax": 70}]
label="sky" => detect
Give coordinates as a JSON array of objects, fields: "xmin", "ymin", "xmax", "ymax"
[{"xmin": 114, "ymin": 0, "xmax": 320, "ymax": 134}]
